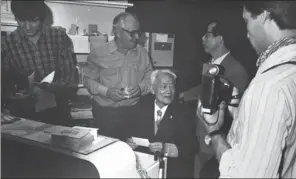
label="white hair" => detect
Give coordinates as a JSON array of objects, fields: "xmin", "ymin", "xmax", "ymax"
[{"xmin": 150, "ymin": 69, "xmax": 177, "ymax": 86}]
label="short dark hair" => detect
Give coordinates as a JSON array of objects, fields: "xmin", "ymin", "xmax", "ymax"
[
  {"xmin": 208, "ymin": 19, "xmax": 233, "ymax": 49},
  {"xmin": 243, "ymin": 1, "xmax": 296, "ymax": 30},
  {"xmin": 11, "ymin": 0, "xmax": 47, "ymax": 22}
]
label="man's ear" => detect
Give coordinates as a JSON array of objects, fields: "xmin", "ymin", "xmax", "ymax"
[
  {"xmin": 151, "ymin": 87, "xmax": 155, "ymax": 94},
  {"xmin": 112, "ymin": 25, "xmax": 120, "ymax": 38},
  {"xmin": 260, "ymin": 10, "xmax": 271, "ymax": 24},
  {"xmin": 151, "ymin": 84, "xmax": 155, "ymax": 94},
  {"xmin": 218, "ymin": 35, "xmax": 224, "ymax": 45}
]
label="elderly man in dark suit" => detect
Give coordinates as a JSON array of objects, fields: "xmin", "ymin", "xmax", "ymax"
[
  {"xmin": 180, "ymin": 20, "xmax": 250, "ymax": 178},
  {"xmin": 127, "ymin": 69, "xmax": 198, "ymax": 178}
]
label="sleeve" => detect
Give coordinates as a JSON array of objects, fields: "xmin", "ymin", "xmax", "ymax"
[
  {"xmin": 82, "ymin": 53, "xmax": 108, "ymax": 96},
  {"xmin": 58, "ymin": 30, "xmax": 77, "ymax": 84},
  {"xmin": 226, "ymin": 64, "xmax": 250, "ymax": 93},
  {"xmin": 138, "ymin": 48, "xmax": 153, "ymax": 96},
  {"xmin": 1, "ymin": 39, "xmax": 11, "ymax": 75},
  {"xmin": 219, "ymin": 87, "xmax": 290, "ymax": 178},
  {"xmin": 174, "ymin": 108, "xmax": 198, "ymax": 160},
  {"xmin": 1, "ymin": 39, "xmax": 16, "ymax": 109},
  {"xmin": 182, "ymin": 84, "xmax": 202, "ymax": 101}
]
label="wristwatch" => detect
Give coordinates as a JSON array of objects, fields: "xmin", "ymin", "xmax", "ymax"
[{"xmin": 205, "ymin": 130, "xmax": 222, "ymax": 146}]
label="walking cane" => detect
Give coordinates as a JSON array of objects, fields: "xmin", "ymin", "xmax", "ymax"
[{"xmin": 154, "ymin": 151, "xmax": 165, "ymax": 178}]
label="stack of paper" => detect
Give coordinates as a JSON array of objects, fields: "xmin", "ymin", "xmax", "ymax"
[
  {"xmin": 45, "ymin": 125, "xmax": 95, "ymax": 152},
  {"xmin": 44, "ymin": 125, "xmax": 90, "ymax": 139}
]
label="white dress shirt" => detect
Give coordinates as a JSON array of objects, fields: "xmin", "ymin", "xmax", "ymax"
[
  {"xmin": 154, "ymin": 102, "xmax": 168, "ymax": 122},
  {"xmin": 211, "ymin": 51, "xmax": 230, "ymax": 64}
]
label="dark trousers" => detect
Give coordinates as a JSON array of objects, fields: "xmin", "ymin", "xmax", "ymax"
[
  {"xmin": 32, "ymin": 107, "xmax": 71, "ymax": 126},
  {"xmin": 195, "ymin": 110, "xmax": 233, "ymax": 178},
  {"xmin": 200, "ymin": 155, "xmax": 220, "ymax": 178},
  {"xmin": 91, "ymin": 100, "xmax": 140, "ymax": 141},
  {"xmin": 8, "ymin": 94, "xmax": 71, "ymax": 126}
]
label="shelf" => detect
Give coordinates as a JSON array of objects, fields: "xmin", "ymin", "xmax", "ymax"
[
  {"xmin": 47, "ymin": 1, "xmax": 133, "ymax": 9},
  {"xmin": 1, "ymin": 20, "xmax": 17, "ymax": 27}
]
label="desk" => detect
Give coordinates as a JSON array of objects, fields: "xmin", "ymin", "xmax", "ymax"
[{"xmin": 1, "ymin": 118, "xmax": 167, "ymax": 178}]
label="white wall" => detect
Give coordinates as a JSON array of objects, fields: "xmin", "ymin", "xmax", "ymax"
[
  {"xmin": 1, "ymin": 1, "xmax": 132, "ymax": 35},
  {"xmin": 45, "ymin": 1, "xmax": 129, "ymax": 35}
]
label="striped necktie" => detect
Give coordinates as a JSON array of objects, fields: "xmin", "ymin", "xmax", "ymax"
[{"xmin": 155, "ymin": 110, "xmax": 162, "ymax": 134}]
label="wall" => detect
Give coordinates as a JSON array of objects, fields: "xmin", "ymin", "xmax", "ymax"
[
  {"xmin": 45, "ymin": 1, "xmax": 130, "ymax": 35},
  {"xmin": 127, "ymin": 1, "xmax": 257, "ymax": 92},
  {"xmin": 1, "ymin": 1, "xmax": 132, "ymax": 35}
]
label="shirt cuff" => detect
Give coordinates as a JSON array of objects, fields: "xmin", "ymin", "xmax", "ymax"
[{"xmin": 219, "ymin": 149, "xmax": 233, "ymax": 178}]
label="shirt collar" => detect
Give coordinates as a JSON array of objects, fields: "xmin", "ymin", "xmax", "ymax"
[
  {"xmin": 154, "ymin": 101, "xmax": 168, "ymax": 120},
  {"xmin": 211, "ymin": 51, "xmax": 230, "ymax": 65},
  {"xmin": 257, "ymin": 36, "xmax": 296, "ymax": 68},
  {"xmin": 108, "ymin": 39, "xmax": 139, "ymax": 54},
  {"xmin": 257, "ymin": 43, "xmax": 296, "ymax": 74}
]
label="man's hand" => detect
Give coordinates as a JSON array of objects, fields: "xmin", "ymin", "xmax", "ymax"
[
  {"xmin": 125, "ymin": 85, "xmax": 141, "ymax": 99},
  {"xmin": 149, "ymin": 142, "xmax": 163, "ymax": 153},
  {"xmin": 126, "ymin": 138, "xmax": 138, "ymax": 150},
  {"xmin": 36, "ymin": 82, "xmax": 66, "ymax": 93},
  {"xmin": 197, "ymin": 100, "xmax": 226, "ymax": 133},
  {"xmin": 106, "ymin": 87, "xmax": 125, "ymax": 102}
]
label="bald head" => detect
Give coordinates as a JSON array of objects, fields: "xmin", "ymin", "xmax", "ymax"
[
  {"xmin": 112, "ymin": 12, "xmax": 141, "ymax": 50},
  {"xmin": 113, "ymin": 12, "xmax": 139, "ymax": 28}
]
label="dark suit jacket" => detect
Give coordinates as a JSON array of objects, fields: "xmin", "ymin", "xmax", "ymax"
[
  {"xmin": 131, "ymin": 94, "xmax": 198, "ymax": 178},
  {"xmin": 220, "ymin": 53, "xmax": 249, "ymax": 93},
  {"xmin": 182, "ymin": 52, "xmax": 249, "ymax": 101}
]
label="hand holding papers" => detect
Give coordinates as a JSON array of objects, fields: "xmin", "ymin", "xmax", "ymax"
[
  {"xmin": 33, "ymin": 71, "xmax": 57, "ymax": 112},
  {"xmin": 131, "ymin": 137, "xmax": 150, "ymax": 147},
  {"xmin": 41, "ymin": 71, "xmax": 55, "ymax": 83}
]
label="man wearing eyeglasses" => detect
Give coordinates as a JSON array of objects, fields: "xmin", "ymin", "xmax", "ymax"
[
  {"xmin": 183, "ymin": 20, "xmax": 250, "ymax": 178},
  {"xmin": 83, "ymin": 12, "xmax": 153, "ymax": 141}
]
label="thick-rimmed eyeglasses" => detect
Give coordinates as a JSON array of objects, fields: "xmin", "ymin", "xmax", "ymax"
[{"xmin": 121, "ymin": 27, "xmax": 143, "ymax": 39}]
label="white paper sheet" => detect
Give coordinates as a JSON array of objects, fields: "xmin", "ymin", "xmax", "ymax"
[
  {"xmin": 156, "ymin": 34, "xmax": 168, "ymax": 42},
  {"xmin": 73, "ymin": 126, "xmax": 98, "ymax": 139},
  {"xmin": 41, "ymin": 71, "xmax": 55, "ymax": 83},
  {"xmin": 131, "ymin": 137, "xmax": 150, "ymax": 147}
]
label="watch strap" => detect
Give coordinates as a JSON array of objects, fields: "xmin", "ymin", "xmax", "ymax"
[
  {"xmin": 208, "ymin": 129, "xmax": 222, "ymax": 138},
  {"xmin": 205, "ymin": 129, "xmax": 222, "ymax": 146}
]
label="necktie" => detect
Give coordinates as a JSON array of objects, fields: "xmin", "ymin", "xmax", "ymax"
[{"xmin": 155, "ymin": 110, "xmax": 162, "ymax": 134}]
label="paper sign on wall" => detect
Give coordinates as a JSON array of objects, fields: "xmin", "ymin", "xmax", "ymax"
[{"xmin": 156, "ymin": 34, "xmax": 168, "ymax": 42}]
